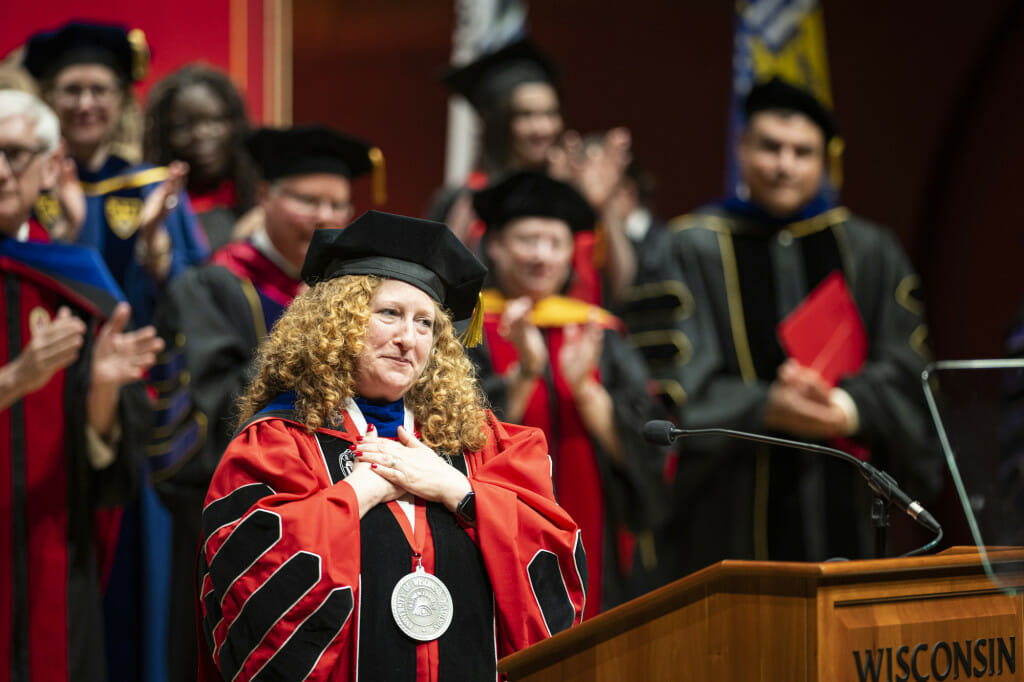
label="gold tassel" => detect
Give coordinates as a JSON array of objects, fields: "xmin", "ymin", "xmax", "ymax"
[
  {"xmin": 368, "ymin": 147, "xmax": 386, "ymax": 205},
  {"xmin": 828, "ymin": 136, "xmax": 845, "ymax": 192},
  {"xmin": 458, "ymin": 292, "xmax": 485, "ymax": 348},
  {"xmin": 127, "ymin": 29, "xmax": 150, "ymax": 82}
]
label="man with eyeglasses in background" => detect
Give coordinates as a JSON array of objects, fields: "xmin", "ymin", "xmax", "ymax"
[
  {"xmin": 145, "ymin": 124, "xmax": 380, "ymax": 682},
  {"xmin": 0, "ymin": 88, "xmax": 163, "ymax": 682}
]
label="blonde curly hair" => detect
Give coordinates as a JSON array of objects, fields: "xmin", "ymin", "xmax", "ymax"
[{"xmin": 236, "ymin": 275, "xmax": 488, "ymax": 453}]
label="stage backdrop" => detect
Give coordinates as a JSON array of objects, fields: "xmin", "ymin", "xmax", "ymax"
[{"xmin": 1, "ymin": 0, "xmax": 290, "ymax": 124}]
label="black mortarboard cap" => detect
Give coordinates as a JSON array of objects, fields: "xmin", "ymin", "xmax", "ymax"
[
  {"xmin": 245, "ymin": 124, "xmax": 378, "ymax": 183},
  {"xmin": 23, "ymin": 21, "xmax": 149, "ymax": 83},
  {"xmin": 301, "ymin": 210, "xmax": 488, "ymax": 323},
  {"xmin": 744, "ymin": 76, "xmax": 838, "ymax": 141},
  {"xmin": 472, "ymin": 170, "xmax": 596, "ymax": 234},
  {"xmin": 441, "ymin": 38, "xmax": 560, "ymax": 113}
]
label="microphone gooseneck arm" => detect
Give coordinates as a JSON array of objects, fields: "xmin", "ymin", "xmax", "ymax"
[{"xmin": 643, "ymin": 420, "xmax": 942, "ymax": 536}]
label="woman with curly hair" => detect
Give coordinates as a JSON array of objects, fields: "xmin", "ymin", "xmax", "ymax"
[
  {"xmin": 144, "ymin": 63, "xmax": 258, "ymax": 250},
  {"xmin": 197, "ymin": 211, "xmax": 587, "ymax": 681}
]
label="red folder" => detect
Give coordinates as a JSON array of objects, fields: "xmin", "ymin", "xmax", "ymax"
[{"xmin": 777, "ymin": 271, "xmax": 867, "ymax": 387}]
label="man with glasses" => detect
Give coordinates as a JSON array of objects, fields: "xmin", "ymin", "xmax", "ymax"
[
  {"xmin": 0, "ymin": 89, "xmax": 163, "ymax": 682},
  {"xmin": 147, "ymin": 124, "xmax": 378, "ymax": 682},
  {"xmin": 0, "ymin": 125, "xmax": 53, "ymax": 243}
]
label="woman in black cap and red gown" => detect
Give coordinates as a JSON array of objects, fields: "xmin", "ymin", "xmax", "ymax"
[
  {"xmin": 197, "ymin": 210, "xmax": 587, "ymax": 681},
  {"xmin": 466, "ymin": 170, "xmax": 668, "ymax": 619},
  {"xmin": 22, "ymin": 21, "xmax": 210, "ymax": 682}
]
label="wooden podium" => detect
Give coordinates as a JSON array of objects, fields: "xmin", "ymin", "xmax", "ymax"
[{"xmin": 497, "ymin": 547, "xmax": 1024, "ymax": 681}]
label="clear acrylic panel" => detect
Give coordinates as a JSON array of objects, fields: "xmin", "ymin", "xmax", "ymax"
[{"xmin": 922, "ymin": 359, "xmax": 1024, "ymax": 594}]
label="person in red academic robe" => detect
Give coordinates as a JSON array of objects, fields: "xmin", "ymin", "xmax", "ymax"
[
  {"xmin": 464, "ymin": 170, "xmax": 668, "ymax": 618},
  {"xmin": 197, "ymin": 211, "xmax": 586, "ymax": 681},
  {"xmin": 0, "ymin": 88, "xmax": 163, "ymax": 682}
]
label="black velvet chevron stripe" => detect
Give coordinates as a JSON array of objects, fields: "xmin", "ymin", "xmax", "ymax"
[
  {"xmin": 314, "ymin": 432, "xmax": 354, "ymax": 485},
  {"xmin": 527, "ymin": 550, "xmax": 574, "ymax": 635},
  {"xmin": 5, "ymin": 273, "xmax": 28, "ymax": 682},
  {"xmin": 218, "ymin": 551, "xmax": 323, "ymax": 681},
  {"xmin": 202, "ymin": 483, "xmax": 275, "ymax": 544},
  {"xmin": 251, "ymin": 587, "xmax": 354, "ymax": 681},
  {"xmin": 573, "ymin": 532, "xmax": 588, "ymax": 599},
  {"xmin": 196, "ymin": 554, "xmax": 219, "ymax": 655},
  {"xmin": 202, "ymin": 585, "xmax": 221, "ymax": 656},
  {"xmin": 209, "ymin": 510, "xmax": 282, "ymax": 601},
  {"xmin": 202, "ymin": 597, "xmax": 217, "ymax": 660}
]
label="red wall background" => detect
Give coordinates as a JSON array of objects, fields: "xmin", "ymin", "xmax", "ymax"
[{"xmin": 1, "ymin": 1, "xmax": 276, "ymax": 121}]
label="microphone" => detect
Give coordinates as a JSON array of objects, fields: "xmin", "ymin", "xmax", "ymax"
[{"xmin": 643, "ymin": 419, "xmax": 941, "ymax": 535}]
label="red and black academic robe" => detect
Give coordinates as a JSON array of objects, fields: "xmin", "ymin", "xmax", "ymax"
[
  {"xmin": 467, "ymin": 290, "xmax": 668, "ymax": 618},
  {"xmin": 0, "ymin": 237, "xmax": 143, "ymax": 682},
  {"xmin": 149, "ymin": 239, "xmax": 305, "ymax": 682},
  {"xmin": 197, "ymin": 402, "xmax": 587, "ymax": 681}
]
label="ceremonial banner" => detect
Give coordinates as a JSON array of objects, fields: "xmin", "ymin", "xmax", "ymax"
[
  {"xmin": 444, "ymin": 0, "xmax": 529, "ymax": 184},
  {"xmin": 727, "ymin": 0, "xmax": 834, "ymax": 194}
]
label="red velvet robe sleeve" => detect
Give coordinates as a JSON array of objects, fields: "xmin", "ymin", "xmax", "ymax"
[
  {"xmin": 468, "ymin": 413, "xmax": 588, "ymax": 656},
  {"xmin": 198, "ymin": 418, "xmax": 362, "ymax": 681}
]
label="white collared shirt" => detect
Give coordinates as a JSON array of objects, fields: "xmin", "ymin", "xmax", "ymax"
[
  {"xmin": 251, "ymin": 227, "xmax": 301, "ymax": 280},
  {"xmin": 343, "ymin": 398, "xmax": 418, "ymax": 527}
]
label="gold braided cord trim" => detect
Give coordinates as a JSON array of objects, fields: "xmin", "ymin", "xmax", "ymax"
[
  {"xmin": 787, "ymin": 206, "xmax": 850, "ymax": 238},
  {"xmin": 717, "ymin": 233, "xmax": 757, "ymax": 384},
  {"xmin": 895, "ymin": 274, "xmax": 924, "ymax": 316},
  {"xmin": 239, "ymin": 277, "xmax": 268, "ymax": 339},
  {"xmin": 81, "ymin": 166, "xmax": 170, "ymax": 196},
  {"xmin": 655, "ymin": 379, "xmax": 687, "ymax": 407},
  {"xmin": 629, "ymin": 329, "xmax": 694, "ymax": 365},
  {"xmin": 668, "ymin": 213, "xmax": 735, "ymax": 234},
  {"xmin": 669, "ymin": 206, "xmax": 851, "ymax": 238},
  {"xmin": 830, "ymin": 220, "xmax": 856, "ymax": 288},
  {"xmin": 910, "ymin": 324, "xmax": 931, "ymax": 360},
  {"xmin": 625, "ymin": 280, "xmax": 695, "ymax": 319}
]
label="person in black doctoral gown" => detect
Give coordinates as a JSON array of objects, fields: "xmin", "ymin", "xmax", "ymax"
[{"xmin": 629, "ymin": 77, "xmax": 943, "ymax": 582}]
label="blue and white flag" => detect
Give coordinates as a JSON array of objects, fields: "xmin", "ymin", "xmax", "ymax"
[{"xmin": 727, "ymin": 0, "xmax": 835, "ymax": 194}]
